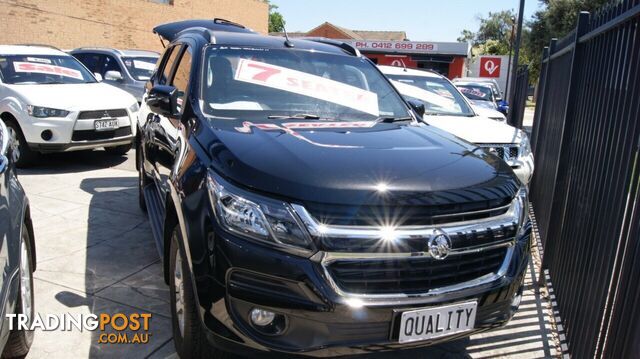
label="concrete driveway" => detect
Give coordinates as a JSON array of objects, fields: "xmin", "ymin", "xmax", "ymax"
[{"xmin": 18, "ymin": 150, "xmax": 559, "ymax": 358}]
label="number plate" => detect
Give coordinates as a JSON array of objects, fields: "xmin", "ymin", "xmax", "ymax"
[
  {"xmin": 397, "ymin": 301, "xmax": 477, "ymax": 343},
  {"xmin": 94, "ymin": 119, "xmax": 119, "ymax": 131}
]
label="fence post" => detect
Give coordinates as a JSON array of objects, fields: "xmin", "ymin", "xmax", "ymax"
[
  {"xmin": 531, "ymin": 41, "xmax": 554, "ymax": 153},
  {"xmin": 540, "ymin": 12, "xmax": 590, "ymax": 272}
]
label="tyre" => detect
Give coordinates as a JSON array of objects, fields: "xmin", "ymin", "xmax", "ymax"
[
  {"xmin": 169, "ymin": 226, "xmax": 228, "ymax": 359},
  {"xmin": 3, "ymin": 224, "xmax": 35, "ymax": 358},
  {"xmin": 104, "ymin": 144, "xmax": 132, "ymax": 156},
  {"xmin": 4, "ymin": 120, "xmax": 37, "ymax": 168}
]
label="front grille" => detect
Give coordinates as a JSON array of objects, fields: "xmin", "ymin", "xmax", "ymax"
[
  {"xmin": 71, "ymin": 127, "xmax": 132, "ymax": 141},
  {"xmin": 479, "ymin": 144, "xmax": 519, "ymax": 161},
  {"xmin": 316, "ymin": 222, "xmax": 517, "ymax": 252},
  {"xmin": 304, "ymin": 198, "xmax": 512, "ymax": 227},
  {"xmin": 326, "ymin": 247, "xmax": 507, "ymax": 295},
  {"xmin": 77, "ymin": 109, "xmax": 127, "ymax": 119}
]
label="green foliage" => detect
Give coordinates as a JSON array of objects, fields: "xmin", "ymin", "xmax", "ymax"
[
  {"xmin": 524, "ymin": 0, "xmax": 612, "ymax": 82},
  {"xmin": 458, "ymin": 10, "xmax": 516, "ymax": 56},
  {"xmin": 264, "ymin": 0, "xmax": 286, "ymax": 33}
]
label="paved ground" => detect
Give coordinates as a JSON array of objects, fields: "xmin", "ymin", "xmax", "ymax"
[{"xmin": 19, "ymin": 149, "xmax": 558, "ymax": 358}]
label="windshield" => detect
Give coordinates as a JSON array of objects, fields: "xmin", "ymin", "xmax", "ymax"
[
  {"xmin": 456, "ymin": 85, "xmax": 494, "ymax": 102},
  {"xmin": 387, "ymin": 74, "xmax": 474, "ymax": 116},
  {"xmin": 0, "ymin": 55, "xmax": 96, "ymax": 84},
  {"xmin": 122, "ymin": 56, "xmax": 158, "ymax": 81},
  {"xmin": 201, "ymin": 46, "xmax": 409, "ymax": 120}
]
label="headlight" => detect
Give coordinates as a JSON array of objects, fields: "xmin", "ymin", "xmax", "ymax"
[
  {"xmin": 27, "ymin": 105, "xmax": 69, "ymax": 118},
  {"xmin": 515, "ymin": 186, "xmax": 529, "ymax": 235},
  {"xmin": 129, "ymin": 102, "xmax": 140, "ymax": 113},
  {"xmin": 519, "ymin": 132, "xmax": 532, "ymax": 157},
  {"xmin": 206, "ymin": 171, "xmax": 314, "ymax": 255}
]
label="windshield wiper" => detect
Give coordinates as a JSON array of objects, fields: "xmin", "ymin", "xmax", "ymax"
[
  {"xmin": 267, "ymin": 113, "xmax": 322, "ymax": 120},
  {"xmin": 375, "ymin": 116, "xmax": 413, "ymax": 123}
]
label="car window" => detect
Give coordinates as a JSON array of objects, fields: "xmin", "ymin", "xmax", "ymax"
[
  {"xmin": 170, "ymin": 47, "xmax": 191, "ymax": 113},
  {"xmin": 74, "ymin": 53, "xmax": 102, "ymax": 73},
  {"xmin": 122, "ymin": 56, "xmax": 158, "ymax": 81},
  {"xmin": 159, "ymin": 45, "xmax": 182, "ymax": 85},
  {"xmin": 0, "ymin": 54, "xmax": 96, "ymax": 84},
  {"xmin": 201, "ymin": 46, "xmax": 409, "ymax": 121},
  {"xmin": 101, "ymin": 55, "xmax": 122, "ymax": 76}
]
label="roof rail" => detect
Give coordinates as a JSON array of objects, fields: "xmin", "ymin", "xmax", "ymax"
[
  {"xmin": 15, "ymin": 43, "xmax": 62, "ymax": 51},
  {"xmin": 71, "ymin": 46, "xmax": 122, "ymax": 55},
  {"xmin": 213, "ymin": 18, "xmax": 246, "ymax": 29},
  {"xmin": 302, "ymin": 37, "xmax": 361, "ymax": 57}
]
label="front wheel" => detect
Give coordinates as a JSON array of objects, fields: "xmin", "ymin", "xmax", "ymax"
[
  {"xmin": 3, "ymin": 224, "xmax": 35, "ymax": 358},
  {"xmin": 104, "ymin": 144, "xmax": 132, "ymax": 156},
  {"xmin": 169, "ymin": 226, "xmax": 228, "ymax": 359},
  {"xmin": 4, "ymin": 120, "xmax": 37, "ymax": 168}
]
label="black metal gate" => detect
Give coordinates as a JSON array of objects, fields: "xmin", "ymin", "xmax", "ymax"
[{"xmin": 529, "ymin": 0, "xmax": 640, "ymax": 357}]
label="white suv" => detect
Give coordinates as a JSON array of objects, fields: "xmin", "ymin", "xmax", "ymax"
[
  {"xmin": 379, "ymin": 65, "xmax": 534, "ymax": 185},
  {"xmin": 0, "ymin": 45, "xmax": 139, "ymax": 167}
]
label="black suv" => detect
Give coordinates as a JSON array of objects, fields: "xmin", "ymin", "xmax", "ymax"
[{"xmin": 138, "ymin": 19, "xmax": 531, "ymax": 358}]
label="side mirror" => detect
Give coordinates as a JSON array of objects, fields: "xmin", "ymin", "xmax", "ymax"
[
  {"xmin": 407, "ymin": 100, "xmax": 425, "ymax": 118},
  {"xmin": 94, "ymin": 73, "xmax": 103, "ymax": 82},
  {"xmin": 104, "ymin": 70, "xmax": 123, "ymax": 82},
  {"xmin": 146, "ymin": 85, "xmax": 177, "ymax": 117}
]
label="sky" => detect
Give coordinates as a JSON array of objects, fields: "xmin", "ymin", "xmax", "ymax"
[{"xmin": 272, "ymin": 0, "xmax": 543, "ymax": 42}]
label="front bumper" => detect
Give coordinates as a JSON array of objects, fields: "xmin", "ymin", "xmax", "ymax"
[
  {"xmin": 507, "ymin": 154, "xmax": 535, "ymax": 185},
  {"xmin": 195, "ymin": 223, "xmax": 531, "ymax": 357},
  {"xmin": 19, "ymin": 111, "xmax": 136, "ymax": 153}
]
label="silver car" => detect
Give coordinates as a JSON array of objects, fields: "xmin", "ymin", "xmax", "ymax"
[{"xmin": 70, "ymin": 48, "xmax": 159, "ymax": 103}]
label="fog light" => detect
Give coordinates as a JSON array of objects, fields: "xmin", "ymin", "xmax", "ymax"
[
  {"xmin": 250, "ymin": 308, "xmax": 275, "ymax": 327},
  {"xmin": 511, "ymin": 288, "xmax": 523, "ymax": 309},
  {"xmin": 41, "ymin": 129, "xmax": 53, "ymax": 141}
]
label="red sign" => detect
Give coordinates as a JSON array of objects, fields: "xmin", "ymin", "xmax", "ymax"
[
  {"xmin": 479, "ymin": 57, "xmax": 502, "ymax": 78},
  {"xmin": 375, "ymin": 55, "xmax": 418, "ymax": 68}
]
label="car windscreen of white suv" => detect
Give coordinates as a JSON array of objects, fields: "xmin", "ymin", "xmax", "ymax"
[{"xmin": 0, "ymin": 54, "xmax": 96, "ymax": 85}]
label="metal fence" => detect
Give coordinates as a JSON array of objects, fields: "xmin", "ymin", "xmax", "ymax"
[
  {"xmin": 529, "ymin": 0, "xmax": 640, "ymax": 357},
  {"xmin": 508, "ymin": 66, "xmax": 529, "ymax": 129}
]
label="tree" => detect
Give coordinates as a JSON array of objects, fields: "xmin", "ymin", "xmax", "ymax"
[
  {"xmin": 265, "ymin": 1, "xmax": 286, "ymax": 33},
  {"xmin": 459, "ymin": 10, "xmax": 516, "ymax": 56},
  {"xmin": 524, "ymin": 0, "xmax": 611, "ymax": 82}
]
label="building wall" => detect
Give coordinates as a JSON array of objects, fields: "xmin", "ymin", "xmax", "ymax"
[
  {"xmin": 0, "ymin": 0, "xmax": 268, "ymax": 52},
  {"xmin": 466, "ymin": 55, "xmax": 512, "ymax": 94}
]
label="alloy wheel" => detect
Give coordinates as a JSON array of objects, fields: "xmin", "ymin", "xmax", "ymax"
[
  {"xmin": 174, "ymin": 251, "xmax": 185, "ymax": 337},
  {"xmin": 19, "ymin": 232, "xmax": 32, "ymax": 323},
  {"xmin": 7, "ymin": 126, "xmax": 20, "ymax": 163}
]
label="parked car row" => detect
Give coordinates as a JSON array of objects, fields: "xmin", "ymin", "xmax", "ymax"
[{"xmin": 0, "ymin": 18, "xmax": 534, "ymax": 359}]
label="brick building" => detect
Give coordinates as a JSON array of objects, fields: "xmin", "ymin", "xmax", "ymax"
[
  {"xmin": 0, "ymin": 0, "xmax": 268, "ymax": 52},
  {"xmin": 272, "ymin": 22, "xmax": 469, "ymax": 79}
]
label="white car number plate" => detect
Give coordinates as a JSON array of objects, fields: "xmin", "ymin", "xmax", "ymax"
[
  {"xmin": 398, "ymin": 301, "xmax": 477, "ymax": 343},
  {"xmin": 94, "ymin": 119, "xmax": 119, "ymax": 131}
]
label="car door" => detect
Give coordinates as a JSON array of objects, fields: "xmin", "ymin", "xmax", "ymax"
[
  {"xmin": 144, "ymin": 44, "xmax": 184, "ymax": 204},
  {"xmin": 154, "ymin": 45, "xmax": 193, "ymax": 202},
  {"xmin": 0, "ymin": 122, "xmax": 12, "ymax": 318}
]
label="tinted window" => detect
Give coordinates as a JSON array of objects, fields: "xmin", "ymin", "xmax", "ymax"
[
  {"xmin": 74, "ymin": 53, "xmax": 102, "ymax": 73},
  {"xmin": 159, "ymin": 45, "xmax": 182, "ymax": 85},
  {"xmin": 170, "ymin": 47, "xmax": 192, "ymax": 113},
  {"xmin": 101, "ymin": 55, "xmax": 122, "ymax": 76}
]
